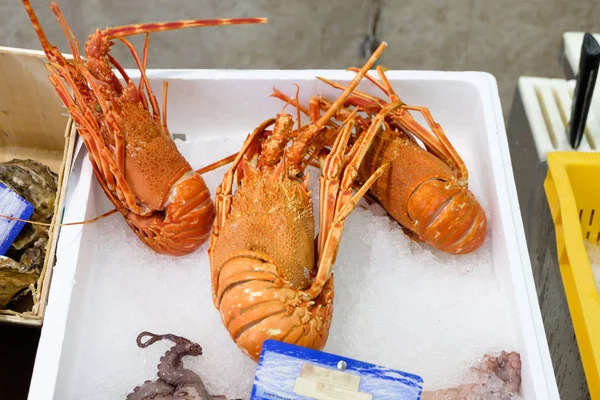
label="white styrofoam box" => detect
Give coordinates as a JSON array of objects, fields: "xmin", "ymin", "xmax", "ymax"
[
  {"xmin": 28, "ymin": 70, "xmax": 559, "ymax": 400},
  {"xmin": 518, "ymin": 76, "xmax": 600, "ymax": 162}
]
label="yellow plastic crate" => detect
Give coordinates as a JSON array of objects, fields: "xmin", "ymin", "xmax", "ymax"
[{"xmin": 545, "ymin": 152, "xmax": 600, "ymax": 398}]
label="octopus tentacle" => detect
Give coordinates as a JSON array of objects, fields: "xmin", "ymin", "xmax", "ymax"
[
  {"xmin": 137, "ymin": 331, "xmax": 195, "ymax": 348},
  {"xmin": 126, "ymin": 379, "xmax": 173, "ymax": 400},
  {"xmin": 172, "ymin": 385, "xmax": 227, "ymax": 400},
  {"xmin": 128, "ymin": 331, "xmax": 228, "ymax": 400},
  {"xmin": 153, "ymin": 336, "xmax": 202, "ymax": 387}
]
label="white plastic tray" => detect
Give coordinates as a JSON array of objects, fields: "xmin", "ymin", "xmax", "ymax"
[
  {"xmin": 28, "ymin": 70, "xmax": 559, "ymax": 400},
  {"xmin": 562, "ymin": 32, "xmax": 600, "ymax": 78},
  {"xmin": 517, "ymin": 76, "xmax": 600, "ymax": 161}
]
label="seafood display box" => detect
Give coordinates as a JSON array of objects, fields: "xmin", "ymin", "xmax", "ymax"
[
  {"xmin": 28, "ymin": 68, "xmax": 560, "ymax": 400},
  {"xmin": 0, "ymin": 47, "xmax": 77, "ymax": 326}
]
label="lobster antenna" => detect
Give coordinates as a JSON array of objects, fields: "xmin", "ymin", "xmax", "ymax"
[
  {"xmin": 49, "ymin": 1, "xmax": 82, "ymax": 59},
  {"xmin": 22, "ymin": 0, "xmax": 58, "ymax": 59},
  {"xmin": 315, "ymin": 41, "xmax": 387, "ymax": 129},
  {"xmin": 104, "ymin": 17, "xmax": 268, "ymax": 39},
  {"xmin": 0, "ymin": 209, "xmax": 117, "ymax": 227}
]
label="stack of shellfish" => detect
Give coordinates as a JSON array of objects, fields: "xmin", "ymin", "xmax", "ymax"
[{"xmin": 0, "ymin": 159, "xmax": 57, "ymax": 310}]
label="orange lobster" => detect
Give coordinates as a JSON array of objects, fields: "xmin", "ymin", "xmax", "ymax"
[
  {"xmin": 208, "ymin": 44, "xmax": 395, "ymax": 360},
  {"xmin": 21, "ymin": 0, "xmax": 266, "ymax": 256},
  {"xmin": 273, "ymin": 66, "xmax": 487, "ymax": 255}
]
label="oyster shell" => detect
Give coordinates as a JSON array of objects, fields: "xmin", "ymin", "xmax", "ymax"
[
  {"xmin": 0, "ymin": 255, "xmax": 38, "ymax": 308},
  {"xmin": 0, "ymin": 159, "xmax": 57, "ymax": 252},
  {"xmin": 0, "ymin": 158, "xmax": 57, "ymax": 222},
  {"xmin": 0, "ymin": 159, "xmax": 58, "ymax": 309}
]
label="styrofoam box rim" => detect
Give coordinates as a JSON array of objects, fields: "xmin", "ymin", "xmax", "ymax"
[{"xmin": 29, "ymin": 69, "xmax": 559, "ymax": 400}]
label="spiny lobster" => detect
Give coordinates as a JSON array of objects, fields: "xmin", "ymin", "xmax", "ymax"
[
  {"xmin": 22, "ymin": 0, "xmax": 266, "ymax": 255},
  {"xmin": 208, "ymin": 44, "xmax": 397, "ymax": 360},
  {"xmin": 272, "ymin": 66, "xmax": 487, "ymax": 255}
]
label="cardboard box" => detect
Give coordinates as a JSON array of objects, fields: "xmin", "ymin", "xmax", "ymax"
[{"xmin": 0, "ymin": 46, "xmax": 77, "ymax": 326}]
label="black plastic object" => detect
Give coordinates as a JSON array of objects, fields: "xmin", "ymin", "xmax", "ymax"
[{"xmin": 569, "ymin": 33, "xmax": 600, "ymax": 150}]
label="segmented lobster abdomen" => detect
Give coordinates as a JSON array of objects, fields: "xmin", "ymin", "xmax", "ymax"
[
  {"xmin": 358, "ymin": 130, "xmax": 487, "ymax": 254},
  {"xmin": 357, "ymin": 130, "xmax": 455, "ymax": 228},
  {"xmin": 215, "ymin": 256, "xmax": 333, "ymax": 361},
  {"xmin": 123, "ymin": 172, "xmax": 214, "ymax": 256},
  {"xmin": 408, "ymin": 179, "xmax": 487, "ymax": 254}
]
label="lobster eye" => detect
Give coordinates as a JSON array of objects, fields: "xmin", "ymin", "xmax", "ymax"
[
  {"xmin": 94, "ymin": 103, "xmax": 102, "ymax": 113},
  {"xmin": 295, "ymin": 171, "xmax": 303, "ymax": 179}
]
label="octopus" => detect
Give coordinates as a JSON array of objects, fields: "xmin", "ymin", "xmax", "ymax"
[
  {"xmin": 127, "ymin": 332, "xmax": 234, "ymax": 400},
  {"xmin": 422, "ymin": 351, "xmax": 522, "ymax": 400},
  {"xmin": 0, "ymin": 159, "xmax": 58, "ymax": 309}
]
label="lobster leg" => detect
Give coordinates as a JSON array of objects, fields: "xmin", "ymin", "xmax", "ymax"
[
  {"xmin": 317, "ymin": 73, "xmax": 458, "ymax": 170},
  {"xmin": 23, "ymin": 0, "xmax": 77, "ymax": 68},
  {"xmin": 375, "ymin": 67, "xmax": 468, "ymax": 184},
  {"xmin": 309, "ymin": 97, "xmax": 347, "ymax": 127},
  {"xmin": 307, "ymin": 101, "xmax": 405, "ymax": 299},
  {"xmin": 201, "ymin": 42, "xmax": 390, "ymax": 179},
  {"xmin": 271, "ymin": 88, "xmax": 311, "ymax": 120},
  {"xmin": 345, "ymin": 66, "xmax": 469, "ymax": 184},
  {"xmin": 161, "ymin": 81, "xmax": 171, "ymax": 138},
  {"xmin": 213, "ymin": 118, "xmax": 277, "ymax": 232},
  {"xmin": 396, "ymin": 104, "xmax": 469, "ymax": 184},
  {"xmin": 347, "ymin": 66, "xmax": 388, "ymax": 94},
  {"xmin": 271, "ymin": 89, "xmax": 376, "ymax": 139},
  {"xmin": 199, "ymin": 87, "xmax": 308, "ymax": 177},
  {"xmin": 208, "ymin": 117, "xmax": 292, "ymax": 307},
  {"xmin": 270, "ymin": 89, "xmax": 345, "ymax": 172},
  {"xmin": 24, "ymin": 0, "xmax": 154, "ymax": 216},
  {"xmin": 271, "ymin": 91, "xmax": 374, "ymax": 176},
  {"xmin": 116, "ymin": 36, "xmax": 161, "ymax": 123},
  {"xmin": 210, "ymin": 118, "xmax": 278, "ymax": 267},
  {"xmin": 48, "ymin": 1, "xmax": 81, "ymax": 60},
  {"xmin": 196, "ymin": 153, "xmax": 239, "ymax": 176},
  {"xmin": 73, "ymin": 65, "xmax": 147, "ymax": 214},
  {"xmin": 316, "ymin": 119, "xmax": 354, "ymax": 254},
  {"xmin": 316, "ymin": 76, "xmax": 388, "ymax": 110},
  {"xmin": 285, "ymin": 41, "xmax": 388, "ymax": 175},
  {"xmin": 310, "ymin": 96, "xmax": 371, "ymax": 128},
  {"xmin": 47, "ymin": 64, "xmax": 134, "ymax": 214},
  {"xmin": 139, "ymin": 33, "xmax": 150, "ymax": 102}
]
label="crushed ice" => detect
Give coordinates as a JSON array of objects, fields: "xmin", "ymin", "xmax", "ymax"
[{"xmin": 56, "ymin": 134, "xmax": 517, "ymax": 399}]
